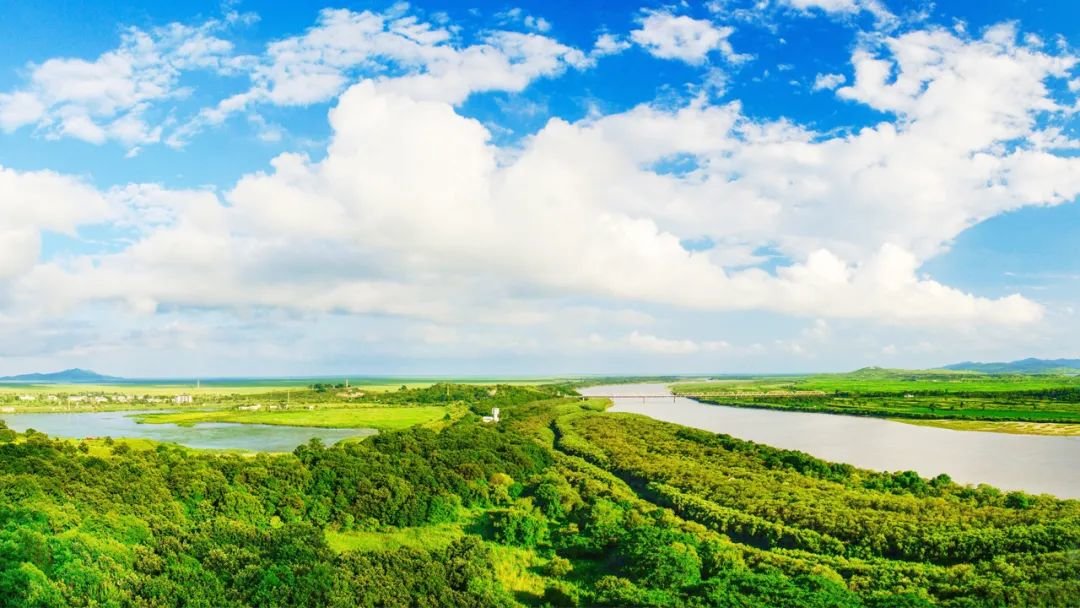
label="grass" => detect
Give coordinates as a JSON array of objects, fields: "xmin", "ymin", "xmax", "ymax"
[
  {"xmin": 323, "ymin": 518, "xmax": 551, "ymax": 603},
  {"xmin": 673, "ymin": 370, "xmax": 1080, "ymax": 396},
  {"xmin": 70, "ymin": 437, "xmax": 162, "ymax": 457},
  {"xmin": 326, "ymin": 522, "xmax": 466, "ymax": 553},
  {"xmin": 133, "ymin": 405, "xmax": 450, "ymax": 431},
  {"xmin": 13, "ymin": 435, "xmax": 183, "ymax": 457},
  {"xmin": 895, "ymin": 419, "xmax": 1080, "ymax": 436},
  {"xmin": 487, "ymin": 544, "xmax": 549, "ymax": 600},
  {"xmin": 671, "ymin": 369, "xmax": 1080, "ymax": 432}
]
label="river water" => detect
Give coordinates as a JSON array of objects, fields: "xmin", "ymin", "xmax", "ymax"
[
  {"xmin": 0, "ymin": 410, "xmax": 375, "ymax": 452},
  {"xmin": 579, "ymin": 383, "xmax": 1080, "ymax": 499}
]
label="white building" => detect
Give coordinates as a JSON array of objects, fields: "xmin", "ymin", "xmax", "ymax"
[
  {"xmin": 172, "ymin": 394, "xmax": 193, "ymax": 405},
  {"xmin": 18, "ymin": 394, "xmax": 35, "ymax": 401},
  {"xmin": 482, "ymin": 407, "xmax": 501, "ymax": 423}
]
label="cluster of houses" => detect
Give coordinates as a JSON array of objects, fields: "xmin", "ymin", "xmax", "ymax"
[{"xmin": 9, "ymin": 393, "xmax": 195, "ymax": 405}]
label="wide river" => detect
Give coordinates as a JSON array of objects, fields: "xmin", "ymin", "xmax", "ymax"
[
  {"xmin": 579, "ymin": 383, "xmax": 1080, "ymax": 499},
  {"xmin": 0, "ymin": 410, "xmax": 375, "ymax": 452}
]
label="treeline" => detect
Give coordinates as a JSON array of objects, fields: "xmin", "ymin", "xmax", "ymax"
[
  {"xmin": 374, "ymin": 383, "xmax": 570, "ymax": 415},
  {"xmin": 309, "ymin": 382, "xmax": 346, "ymax": 392}
]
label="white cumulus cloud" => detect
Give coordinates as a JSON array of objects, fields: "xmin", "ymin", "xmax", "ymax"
[
  {"xmin": 630, "ymin": 11, "xmax": 740, "ymax": 65},
  {"xmin": 1, "ymin": 19, "xmax": 1077, "ymax": 374}
]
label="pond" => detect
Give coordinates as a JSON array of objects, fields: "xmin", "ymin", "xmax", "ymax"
[
  {"xmin": 579, "ymin": 383, "xmax": 1080, "ymax": 499},
  {"xmin": 0, "ymin": 410, "xmax": 375, "ymax": 452}
]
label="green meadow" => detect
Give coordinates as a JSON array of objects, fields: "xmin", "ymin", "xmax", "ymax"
[
  {"xmin": 672, "ymin": 368, "xmax": 1080, "ymax": 432},
  {"xmin": 134, "ymin": 404, "xmax": 451, "ymax": 431}
]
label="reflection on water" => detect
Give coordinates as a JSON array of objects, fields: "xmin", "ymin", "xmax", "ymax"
[
  {"xmin": 579, "ymin": 383, "xmax": 1080, "ymax": 499},
  {"xmin": 1, "ymin": 410, "xmax": 374, "ymax": 452}
]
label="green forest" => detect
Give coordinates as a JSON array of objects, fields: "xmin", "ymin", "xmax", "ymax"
[{"xmin": 0, "ymin": 384, "xmax": 1078, "ymax": 607}]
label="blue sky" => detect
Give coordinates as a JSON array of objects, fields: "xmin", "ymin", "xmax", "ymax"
[{"xmin": 0, "ymin": 0, "xmax": 1078, "ymax": 376}]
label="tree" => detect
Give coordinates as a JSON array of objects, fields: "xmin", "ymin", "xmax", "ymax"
[
  {"xmin": 616, "ymin": 526, "xmax": 702, "ymax": 589},
  {"xmin": 489, "ymin": 507, "xmax": 549, "ymax": 548}
]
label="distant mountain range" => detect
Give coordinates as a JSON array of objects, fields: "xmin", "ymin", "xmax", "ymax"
[
  {"xmin": 941, "ymin": 358, "xmax": 1080, "ymax": 374},
  {"xmin": 0, "ymin": 368, "xmax": 121, "ymax": 383}
]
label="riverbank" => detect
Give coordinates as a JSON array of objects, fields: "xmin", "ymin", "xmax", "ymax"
[
  {"xmin": 2, "ymin": 409, "xmax": 377, "ymax": 452},
  {"xmin": 894, "ymin": 418, "xmax": 1080, "ymax": 436}
]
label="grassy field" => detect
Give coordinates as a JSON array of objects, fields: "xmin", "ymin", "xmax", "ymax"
[
  {"xmin": 673, "ymin": 369, "xmax": 1080, "ymax": 395},
  {"xmin": 133, "ymin": 405, "xmax": 450, "ymax": 431},
  {"xmin": 325, "ymin": 519, "xmax": 549, "ymax": 602},
  {"xmin": 326, "ymin": 522, "xmax": 466, "ymax": 553},
  {"xmin": 672, "ymin": 368, "xmax": 1080, "ymax": 432}
]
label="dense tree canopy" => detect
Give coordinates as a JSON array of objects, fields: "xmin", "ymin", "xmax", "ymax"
[{"xmin": 0, "ymin": 390, "xmax": 1078, "ymax": 607}]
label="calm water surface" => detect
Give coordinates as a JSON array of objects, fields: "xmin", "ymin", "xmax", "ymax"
[
  {"xmin": 1, "ymin": 410, "xmax": 375, "ymax": 452},
  {"xmin": 579, "ymin": 383, "xmax": 1080, "ymax": 499}
]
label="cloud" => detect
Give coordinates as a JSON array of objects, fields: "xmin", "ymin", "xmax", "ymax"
[
  {"xmin": 591, "ymin": 33, "xmax": 632, "ymax": 60},
  {"xmin": 10, "ymin": 35, "xmax": 1066, "ymax": 329},
  {"xmin": 626, "ymin": 331, "xmax": 729, "ymax": 355},
  {"xmin": 2, "ymin": 6, "xmax": 596, "ymax": 149},
  {"xmin": 2, "ymin": 18, "xmax": 1078, "ymax": 378},
  {"xmin": 0, "ymin": 166, "xmax": 113, "ymax": 279},
  {"xmin": 172, "ymin": 7, "xmax": 590, "ymax": 144},
  {"xmin": 0, "ymin": 16, "xmax": 241, "ymax": 148},
  {"xmin": 497, "ymin": 8, "xmax": 552, "ymax": 33},
  {"xmin": 780, "ymin": 0, "xmax": 896, "ymax": 26},
  {"xmin": 630, "ymin": 11, "xmax": 740, "ymax": 65},
  {"xmin": 812, "ymin": 72, "xmax": 846, "ymax": 90}
]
